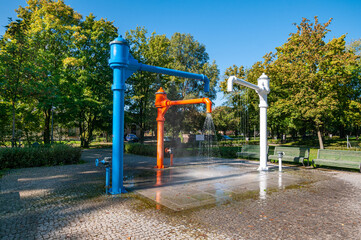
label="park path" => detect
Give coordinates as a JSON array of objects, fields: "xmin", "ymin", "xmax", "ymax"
[{"xmin": 1, "ymin": 148, "xmax": 361, "ymax": 239}]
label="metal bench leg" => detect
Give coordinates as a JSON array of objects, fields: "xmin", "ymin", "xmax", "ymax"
[{"xmin": 312, "ymin": 160, "xmax": 316, "ymax": 168}]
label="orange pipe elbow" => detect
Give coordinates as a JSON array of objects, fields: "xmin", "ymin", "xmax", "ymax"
[{"xmin": 203, "ymin": 98, "xmax": 212, "ymax": 113}]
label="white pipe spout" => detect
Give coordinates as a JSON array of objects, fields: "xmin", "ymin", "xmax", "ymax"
[
  {"xmin": 227, "ymin": 76, "xmax": 260, "ymax": 92},
  {"xmin": 227, "ymin": 76, "xmax": 236, "ymax": 92}
]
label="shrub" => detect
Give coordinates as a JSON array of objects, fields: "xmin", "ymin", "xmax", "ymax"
[
  {"xmin": 124, "ymin": 143, "xmax": 157, "ymax": 157},
  {"xmin": 0, "ymin": 144, "xmax": 82, "ymax": 170},
  {"xmin": 219, "ymin": 146, "xmax": 239, "ymax": 158}
]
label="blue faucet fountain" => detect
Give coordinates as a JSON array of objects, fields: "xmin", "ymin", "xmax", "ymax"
[{"xmin": 108, "ymin": 35, "xmax": 210, "ymax": 194}]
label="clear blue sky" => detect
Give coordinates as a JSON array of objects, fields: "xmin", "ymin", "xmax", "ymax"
[{"xmin": 1, "ymin": 0, "xmax": 360, "ymax": 106}]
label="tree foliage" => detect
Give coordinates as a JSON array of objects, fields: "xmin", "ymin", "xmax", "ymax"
[
  {"xmin": 125, "ymin": 28, "xmax": 219, "ymax": 140},
  {"xmin": 0, "ymin": 0, "xmax": 117, "ymax": 147}
]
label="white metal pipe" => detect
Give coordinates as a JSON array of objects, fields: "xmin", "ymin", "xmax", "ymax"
[
  {"xmin": 279, "ymin": 156, "xmax": 282, "ymax": 172},
  {"xmin": 278, "ymin": 172, "xmax": 283, "ymax": 189},
  {"xmin": 227, "ymin": 76, "xmax": 260, "ymax": 92},
  {"xmin": 258, "ymin": 106, "xmax": 268, "ymax": 171}
]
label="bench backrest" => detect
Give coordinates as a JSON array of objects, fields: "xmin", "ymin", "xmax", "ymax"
[
  {"xmin": 241, "ymin": 145, "xmax": 269, "ymax": 153},
  {"xmin": 318, "ymin": 149, "xmax": 361, "ymax": 161},
  {"xmin": 274, "ymin": 146, "xmax": 310, "ymax": 158}
]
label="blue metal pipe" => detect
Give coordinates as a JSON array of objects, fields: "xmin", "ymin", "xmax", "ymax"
[
  {"xmin": 129, "ymin": 62, "xmax": 210, "ymax": 92},
  {"xmin": 95, "ymin": 158, "xmax": 111, "ymax": 194},
  {"xmin": 110, "ymin": 68, "xmax": 126, "ymax": 194},
  {"xmin": 105, "ymin": 166, "xmax": 110, "ymax": 194}
]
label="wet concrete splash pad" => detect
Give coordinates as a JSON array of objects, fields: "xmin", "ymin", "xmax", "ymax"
[{"xmin": 124, "ymin": 159, "xmax": 309, "ymax": 211}]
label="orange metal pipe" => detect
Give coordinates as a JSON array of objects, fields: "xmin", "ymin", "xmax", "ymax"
[
  {"xmin": 168, "ymin": 98, "xmax": 212, "ymax": 113},
  {"xmin": 155, "ymin": 87, "xmax": 212, "ymax": 169},
  {"xmin": 156, "ymin": 120, "xmax": 165, "ymax": 168}
]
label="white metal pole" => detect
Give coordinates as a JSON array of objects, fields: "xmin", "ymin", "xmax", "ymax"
[
  {"xmin": 279, "ymin": 155, "xmax": 282, "ymax": 172},
  {"xmin": 258, "ymin": 106, "xmax": 268, "ymax": 170},
  {"xmin": 257, "ymin": 73, "xmax": 270, "ymax": 171}
]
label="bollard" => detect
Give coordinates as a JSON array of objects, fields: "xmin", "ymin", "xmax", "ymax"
[
  {"xmin": 277, "ymin": 152, "xmax": 284, "ymax": 172},
  {"xmin": 165, "ymin": 148, "xmax": 174, "ymax": 166},
  {"xmin": 95, "ymin": 157, "xmax": 112, "ymax": 194}
]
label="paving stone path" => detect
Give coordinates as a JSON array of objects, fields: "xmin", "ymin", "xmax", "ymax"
[{"xmin": 1, "ymin": 148, "xmax": 361, "ymax": 239}]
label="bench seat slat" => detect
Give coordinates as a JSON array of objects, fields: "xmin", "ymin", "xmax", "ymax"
[
  {"xmin": 236, "ymin": 145, "xmax": 268, "ymax": 160},
  {"xmin": 313, "ymin": 149, "xmax": 361, "ymax": 171},
  {"xmin": 313, "ymin": 159, "xmax": 361, "ymax": 169}
]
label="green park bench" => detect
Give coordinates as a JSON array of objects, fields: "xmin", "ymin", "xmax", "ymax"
[
  {"xmin": 312, "ymin": 149, "xmax": 361, "ymax": 172},
  {"xmin": 236, "ymin": 145, "xmax": 268, "ymax": 160},
  {"xmin": 269, "ymin": 146, "xmax": 310, "ymax": 166}
]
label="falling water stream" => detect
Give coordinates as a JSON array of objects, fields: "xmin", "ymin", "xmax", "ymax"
[{"xmin": 198, "ymin": 113, "xmax": 221, "ymax": 164}]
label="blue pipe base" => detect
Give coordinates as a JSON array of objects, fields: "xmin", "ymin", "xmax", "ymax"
[{"xmin": 109, "ymin": 188, "xmax": 127, "ymax": 195}]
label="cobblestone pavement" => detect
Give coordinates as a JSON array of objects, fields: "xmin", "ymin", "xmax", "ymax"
[{"xmin": 1, "ymin": 148, "xmax": 361, "ymax": 239}]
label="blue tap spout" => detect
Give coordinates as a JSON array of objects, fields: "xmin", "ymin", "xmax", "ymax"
[
  {"xmin": 127, "ymin": 56, "xmax": 210, "ymax": 92},
  {"xmin": 202, "ymin": 75, "xmax": 210, "ymax": 92}
]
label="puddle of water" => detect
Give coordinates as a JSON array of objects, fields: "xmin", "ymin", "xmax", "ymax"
[{"xmin": 121, "ymin": 162, "xmax": 316, "ymax": 212}]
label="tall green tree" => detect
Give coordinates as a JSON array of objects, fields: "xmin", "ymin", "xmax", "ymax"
[
  {"xmin": 219, "ymin": 65, "xmax": 247, "ymax": 136},
  {"xmin": 166, "ymin": 33, "xmax": 219, "ymax": 137},
  {"xmin": 16, "ymin": 0, "xmax": 82, "ymax": 144},
  {"xmin": 212, "ymin": 106, "xmax": 238, "ymax": 135},
  {"xmin": 125, "ymin": 27, "xmax": 171, "ymax": 142},
  {"xmin": 346, "ymin": 38, "xmax": 361, "ymax": 138},
  {"xmin": 0, "ymin": 19, "xmax": 30, "ymax": 147},
  {"xmin": 63, "ymin": 14, "xmax": 117, "ymax": 147},
  {"xmin": 267, "ymin": 17, "xmax": 359, "ymax": 148}
]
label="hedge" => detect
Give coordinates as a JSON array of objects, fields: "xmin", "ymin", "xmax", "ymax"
[
  {"xmin": 124, "ymin": 143, "xmax": 241, "ymax": 159},
  {"xmin": 0, "ymin": 144, "xmax": 82, "ymax": 170},
  {"xmin": 124, "ymin": 143, "xmax": 157, "ymax": 157}
]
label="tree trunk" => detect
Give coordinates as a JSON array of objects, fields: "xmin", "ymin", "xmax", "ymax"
[
  {"xmin": 83, "ymin": 139, "xmax": 90, "ymax": 148},
  {"xmin": 25, "ymin": 129, "xmax": 31, "ymax": 146},
  {"xmin": 79, "ymin": 117, "xmax": 84, "ymax": 147},
  {"xmin": 43, "ymin": 108, "xmax": 51, "ymax": 145},
  {"xmin": 11, "ymin": 101, "xmax": 16, "ymax": 148},
  {"xmin": 316, "ymin": 125, "xmax": 324, "ymax": 149},
  {"xmin": 84, "ymin": 121, "xmax": 93, "ymax": 148},
  {"xmin": 356, "ymin": 126, "xmax": 359, "ymax": 141},
  {"xmin": 339, "ymin": 124, "xmax": 345, "ymax": 139}
]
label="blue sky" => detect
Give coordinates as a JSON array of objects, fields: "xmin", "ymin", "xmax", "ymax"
[{"xmin": 1, "ymin": 0, "xmax": 360, "ymax": 106}]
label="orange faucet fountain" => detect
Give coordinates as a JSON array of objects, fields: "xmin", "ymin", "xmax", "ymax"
[{"xmin": 155, "ymin": 87, "xmax": 212, "ymax": 169}]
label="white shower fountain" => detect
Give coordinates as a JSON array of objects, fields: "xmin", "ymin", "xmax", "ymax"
[{"xmin": 227, "ymin": 73, "xmax": 270, "ymax": 171}]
